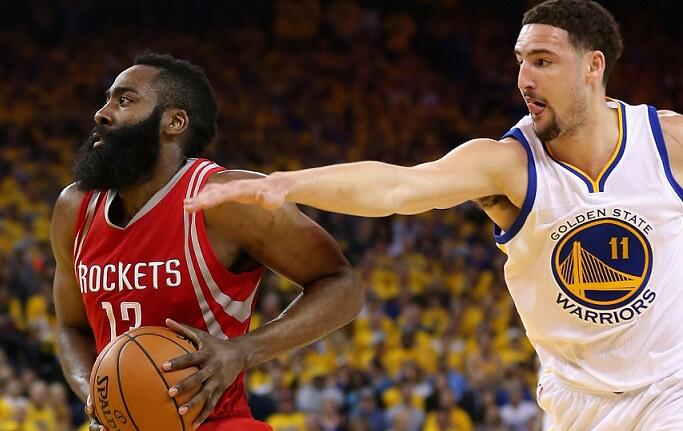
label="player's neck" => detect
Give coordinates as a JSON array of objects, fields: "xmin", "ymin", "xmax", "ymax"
[
  {"xmin": 545, "ymin": 99, "xmax": 619, "ymax": 180},
  {"xmin": 117, "ymin": 149, "xmax": 186, "ymax": 222}
]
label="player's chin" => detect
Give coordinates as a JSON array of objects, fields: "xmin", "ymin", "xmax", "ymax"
[{"xmin": 532, "ymin": 115, "xmax": 546, "ymax": 131}]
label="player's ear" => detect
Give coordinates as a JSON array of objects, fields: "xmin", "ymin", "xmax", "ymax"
[
  {"xmin": 586, "ymin": 50, "xmax": 606, "ymax": 86},
  {"xmin": 162, "ymin": 109, "xmax": 189, "ymax": 137}
]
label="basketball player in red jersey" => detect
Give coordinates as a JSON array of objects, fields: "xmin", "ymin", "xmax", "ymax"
[{"xmin": 50, "ymin": 53, "xmax": 364, "ymax": 431}]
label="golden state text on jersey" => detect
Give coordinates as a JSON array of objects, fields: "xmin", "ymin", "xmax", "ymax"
[{"xmin": 550, "ymin": 209, "xmax": 655, "ymax": 324}]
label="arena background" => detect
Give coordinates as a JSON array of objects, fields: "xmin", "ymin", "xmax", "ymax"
[{"xmin": 0, "ymin": 0, "xmax": 681, "ymax": 430}]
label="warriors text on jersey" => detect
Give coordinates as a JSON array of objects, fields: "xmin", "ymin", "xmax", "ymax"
[
  {"xmin": 495, "ymin": 100, "xmax": 683, "ymax": 393},
  {"xmin": 73, "ymin": 158, "xmax": 264, "ymax": 419}
]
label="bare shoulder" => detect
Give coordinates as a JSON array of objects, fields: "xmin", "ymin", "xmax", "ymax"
[
  {"xmin": 459, "ymin": 137, "xmax": 527, "ymax": 164},
  {"xmin": 53, "ymin": 183, "xmax": 85, "ymax": 223},
  {"xmin": 659, "ymin": 110, "xmax": 683, "ymax": 144},
  {"xmin": 51, "ymin": 183, "xmax": 86, "ymax": 255},
  {"xmin": 203, "ymin": 169, "xmax": 283, "ymax": 217},
  {"xmin": 205, "ymin": 169, "xmax": 267, "ymax": 185},
  {"xmin": 656, "ymin": 110, "xmax": 683, "ymax": 183},
  {"xmin": 202, "ymin": 169, "xmax": 298, "ymax": 231},
  {"xmin": 414, "ymin": 137, "xmax": 528, "ymax": 209},
  {"xmin": 429, "ymin": 137, "xmax": 527, "ymax": 170},
  {"xmin": 455, "ymin": 136, "xmax": 528, "ymax": 180},
  {"xmin": 658, "ymin": 109, "xmax": 683, "ymax": 119},
  {"xmin": 494, "ymin": 136, "xmax": 529, "ymax": 164}
]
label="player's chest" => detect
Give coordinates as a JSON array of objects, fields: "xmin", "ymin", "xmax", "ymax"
[{"xmin": 76, "ymin": 222, "xmax": 190, "ymax": 296}]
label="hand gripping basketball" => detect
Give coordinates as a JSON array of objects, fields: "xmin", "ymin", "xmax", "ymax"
[
  {"xmin": 89, "ymin": 326, "xmax": 203, "ymax": 430},
  {"xmin": 163, "ymin": 318, "xmax": 248, "ymax": 429}
]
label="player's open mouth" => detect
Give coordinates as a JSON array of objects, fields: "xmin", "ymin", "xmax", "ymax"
[
  {"xmin": 526, "ymin": 98, "xmax": 546, "ymax": 116},
  {"xmin": 92, "ymin": 132, "xmax": 104, "ymax": 148}
]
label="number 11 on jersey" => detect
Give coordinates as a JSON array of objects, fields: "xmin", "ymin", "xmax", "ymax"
[
  {"xmin": 609, "ymin": 236, "xmax": 630, "ymax": 259},
  {"xmin": 101, "ymin": 301, "xmax": 142, "ymax": 342}
]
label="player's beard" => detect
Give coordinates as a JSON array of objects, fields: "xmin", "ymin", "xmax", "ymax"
[
  {"xmin": 73, "ymin": 106, "xmax": 163, "ymax": 191},
  {"xmin": 534, "ymin": 82, "xmax": 588, "ymax": 143},
  {"xmin": 534, "ymin": 105, "xmax": 563, "ymax": 142}
]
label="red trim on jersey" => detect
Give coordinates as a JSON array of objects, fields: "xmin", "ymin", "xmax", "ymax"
[{"xmin": 186, "ymin": 163, "xmax": 264, "ymax": 339}]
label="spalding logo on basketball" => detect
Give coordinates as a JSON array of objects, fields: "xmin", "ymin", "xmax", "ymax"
[
  {"xmin": 89, "ymin": 326, "xmax": 201, "ymax": 430},
  {"xmin": 93, "ymin": 374, "xmax": 125, "ymax": 430}
]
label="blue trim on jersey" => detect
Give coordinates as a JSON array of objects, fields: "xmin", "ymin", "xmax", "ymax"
[
  {"xmin": 597, "ymin": 101, "xmax": 627, "ymax": 192},
  {"xmin": 494, "ymin": 128, "xmax": 537, "ymax": 244},
  {"xmin": 649, "ymin": 105, "xmax": 683, "ymax": 202},
  {"xmin": 540, "ymin": 101, "xmax": 626, "ymax": 193},
  {"xmin": 541, "ymin": 144, "xmax": 595, "ymax": 192}
]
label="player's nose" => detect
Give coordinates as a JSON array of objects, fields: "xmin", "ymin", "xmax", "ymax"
[
  {"xmin": 94, "ymin": 105, "xmax": 113, "ymax": 126},
  {"xmin": 517, "ymin": 62, "xmax": 536, "ymax": 92}
]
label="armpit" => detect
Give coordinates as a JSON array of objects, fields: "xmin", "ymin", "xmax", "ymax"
[{"xmin": 475, "ymin": 195, "xmax": 506, "ymax": 208}]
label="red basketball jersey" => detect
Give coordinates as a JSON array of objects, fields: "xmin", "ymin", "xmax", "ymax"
[{"xmin": 73, "ymin": 158, "xmax": 264, "ymax": 420}]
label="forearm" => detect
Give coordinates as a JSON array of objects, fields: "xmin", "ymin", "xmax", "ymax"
[
  {"xmin": 56, "ymin": 325, "xmax": 98, "ymax": 402},
  {"xmin": 236, "ymin": 268, "xmax": 364, "ymax": 368},
  {"xmin": 273, "ymin": 161, "xmax": 416, "ymax": 217}
]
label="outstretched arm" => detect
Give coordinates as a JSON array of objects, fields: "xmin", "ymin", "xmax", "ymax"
[{"xmin": 185, "ymin": 138, "xmax": 528, "ymax": 216}]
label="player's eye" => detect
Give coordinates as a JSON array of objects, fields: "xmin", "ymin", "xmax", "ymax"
[
  {"xmin": 119, "ymin": 96, "xmax": 131, "ymax": 106},
  {"xmin": 535, "ymin": 59, "xmax": 551, "ymax": 67}
]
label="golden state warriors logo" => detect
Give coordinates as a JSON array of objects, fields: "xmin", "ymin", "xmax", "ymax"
[{"xmin": 551, "ymin": 213, "xmax": 655, "ymax": 324}]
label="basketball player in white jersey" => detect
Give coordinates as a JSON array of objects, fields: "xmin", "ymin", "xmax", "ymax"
[{"xmin": 185, "ymin": 0, "xmax": 683, "ymax": 429}]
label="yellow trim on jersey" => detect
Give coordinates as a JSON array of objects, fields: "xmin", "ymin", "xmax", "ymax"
[
  {"xmin": 496, "ymin": 242, "xmax": 508, "ymax": 254},
  {"xmin": 544, "ymin": 100, "xmax": 624, "ymax": 192}
]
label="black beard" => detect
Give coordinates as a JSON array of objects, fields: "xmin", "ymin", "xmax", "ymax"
[{"xmin": 73, "ymin": 107, "xmax": 163, "ymax": 191}]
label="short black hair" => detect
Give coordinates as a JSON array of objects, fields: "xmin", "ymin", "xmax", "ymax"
[
  {"xmin": 134, "ymin": 52, "xmax": 218, "ymax": 157},
  {"xmin": 523, "ymin": 0, "xmax": 623, "ymax": 86}
]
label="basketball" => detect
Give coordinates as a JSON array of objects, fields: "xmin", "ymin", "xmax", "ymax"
[{"xmin": 89, "ymin": 326, "xmax": 202, "ymax": 430}]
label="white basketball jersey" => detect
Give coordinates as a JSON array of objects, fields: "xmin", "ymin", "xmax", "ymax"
[{"xmin": 496, "ymin": 100, "xmax": 683, "ymax": 393}]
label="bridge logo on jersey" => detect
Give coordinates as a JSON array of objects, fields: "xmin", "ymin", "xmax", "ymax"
[{"xmin": 551, "ymin": 216, "xmax": 655, "ymax": 324}]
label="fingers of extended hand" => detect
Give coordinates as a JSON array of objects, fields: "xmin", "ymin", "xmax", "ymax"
[
  {"xmin": 168, "ymin": 365, "xmax": 213, "ymax": 397},
  {"xmin": 185, "ymin": 180, "xmax": 270, "ymax": 211},
  {"xmin": 200, "ymin": 183, "xmax": 231, "ymax": 202},
  {"xmin": 185, "ymin": 384, "xmax": 221, "ymax": 429},
  {"xmin": 177, "ymin": 384, "xmax": 208, "ymax": 416},
  {"xmin": 163, "ymin": 350, "xmax": 207, "ymax": 372},
  {"xmin": 165, "ymin": 319, "xmax": 203, "ymax": 346}
]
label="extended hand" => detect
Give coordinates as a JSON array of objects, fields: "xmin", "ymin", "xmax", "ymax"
[
  {"xmin": 163, "ymin": 319, "xmax": 248, "ymax": 428},
  {"xmin": 184, "ymin": 176, "xmax": 287, "ymax": 212}
]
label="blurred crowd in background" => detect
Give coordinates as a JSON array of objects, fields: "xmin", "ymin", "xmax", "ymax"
[{"xmin": 0, "ymin": 0, "xmax": 681, "ymax": 430}]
